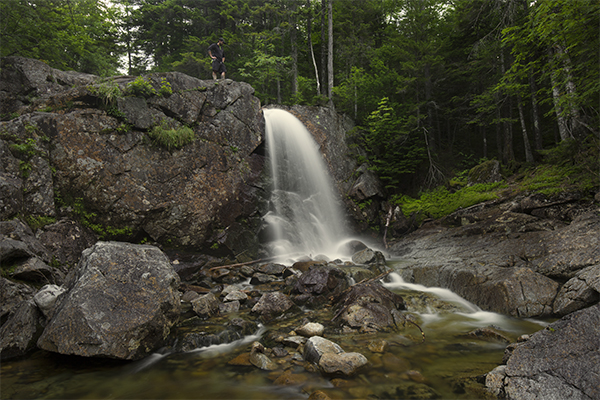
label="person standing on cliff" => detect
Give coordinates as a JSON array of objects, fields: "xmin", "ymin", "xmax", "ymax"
[{"xmin": 208, "ymin": 38, "xmax": 226, "ymax": 80}]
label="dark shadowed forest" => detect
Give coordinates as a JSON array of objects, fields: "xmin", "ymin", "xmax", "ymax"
[{"xmin": 2, "ymin": 0, "xmax": 598, "ymax": 197}]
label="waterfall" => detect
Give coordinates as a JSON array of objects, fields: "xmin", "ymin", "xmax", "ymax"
[{"xmin": 263, "ymin": 109, "xmax": 348, "ymax": 261}]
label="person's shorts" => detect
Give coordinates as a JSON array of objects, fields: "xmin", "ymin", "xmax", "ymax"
[{"xmin": 212, "ymin": 60, "xmax": 226, "ymax": 74}]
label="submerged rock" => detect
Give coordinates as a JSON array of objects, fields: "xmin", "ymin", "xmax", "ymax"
[
  {"xmin": 304, "ymin": 336, "xmax": 368, "ymax": 376},
  {"xmin": 37, "ymin": 241, "xmax": 181, "ymax": 360}
]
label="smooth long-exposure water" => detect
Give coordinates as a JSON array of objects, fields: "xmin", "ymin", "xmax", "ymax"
[
  {"xmin": 1, "ymin": 267, "xmax": 549, "ymax": 399},
  {"xmin": 263, "ymin": 109, "xmax": 350, "ymax": 261}
]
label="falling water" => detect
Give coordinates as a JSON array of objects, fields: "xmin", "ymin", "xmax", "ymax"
[{"xmin": 263, "ymin": 109, "xmax": 348, "ymax": 261}]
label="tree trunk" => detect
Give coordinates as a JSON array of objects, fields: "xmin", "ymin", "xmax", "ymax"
[
  {"xmin": 290, "ymin": 0, "xmax": 298, "ymax": 96},
  {"xmin": 517, "ymin": 94, "xmax": 534, "ymax": 163},
  {"xmin": 327, "ymin": 0, "xmax": 333, "ymax": 106},
  {"xmin": 307, "ymin": 0, "xmax": 320, "ymax": 96},
  {"xmin": 554, "ymin": 44, "xmax": 583, "ymax": 138},
  {"xmin": 548, "ymin": 47, "xmax": 572, "ymax": 141},
  {"xmin": 529, "ymin": 71, "xmax": 543, "ymax": 152},
  {"xmin": 481, "ymin": 125, "xmax": 487, "ymax": 159},
  {"xmin": 424, "ymin": 63, "xmax": 435, "ymax": 153},
  {"xmin": 320, "ymin": 0, "xmax": 327, "ymax": 95}
]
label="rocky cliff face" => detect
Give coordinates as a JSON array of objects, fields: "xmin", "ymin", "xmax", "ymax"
[
  {"xmin": 1, "ymin": 56, "xmax": 266, "ymax": 256},
  {"xmin": 1, "ymin": 58, "xmax": 378, "ymax": 265}
]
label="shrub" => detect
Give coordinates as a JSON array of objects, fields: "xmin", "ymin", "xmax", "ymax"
[
  {"xmin": 148, "ymin": 123, "xmax": 195, "ymax": 151},
  {"xmin": 89, "ymin": 80, "xmax": 122, "ymax": 106},
  {"xmin": 159, "ymin": 78, "xmax": 173, "ymax": 96},
  {"xmin": 126, "ymin": 76, "xmax": 156, "ymax": 98}
]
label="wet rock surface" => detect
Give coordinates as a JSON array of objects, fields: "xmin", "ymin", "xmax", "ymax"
[
  {"xmin": 486, "ymin": 303, "xmax": 600, "ymax": 399},
  {"xmin": 389, "ymin": 195, "xmax": 599, "ymax": 318}
]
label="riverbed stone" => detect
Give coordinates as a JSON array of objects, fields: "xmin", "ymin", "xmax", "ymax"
[
  {"xmin": 333, "ymin": 282, "xmax": 406, "ymax": 332},
  {"xmin": 296, "ymin": 322, "xmax": 325, "ymax": 337},
  {"xmin": 304, "ymin": 336, "xmax": 344, "ymax": 364},
  {"xmin": 33, "ymin": 284, "xmax": 66, "ymax": 320},
  {"xmin": 251, "ymin": 291, "xmax": 295, "ymax": 320},
  {"xmin": 191, "ymin": 292, "xmax": 220, "ymax": 318},
  {"xmin": 37, "ymin": 241, "xmax": 181, "ymax": 360},
  {"xmin": 224, "ymin": 290, "xmax": 248, "ymax": 302},
  {"xmin": 318, "ymin": 351, "xmax": 368, "ymax": 376},
  {"xmin": 498, "ymin": 303, "xmax": 600, "ymax": 400},
  {"xmin": 553, "ymin": 264, "xmax": 600, "ymax": 316},
  {"xmin": 292, "ymin": 265, "xmax": 349, "ymax": 306},
  {"xmin": 0, "ymin": 299, "xmax": 43, "ymax": 360}
]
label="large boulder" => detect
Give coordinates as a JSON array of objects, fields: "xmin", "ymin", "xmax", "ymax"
[
  {"xmin": 487, "ymin": 303, "xmax": 600, "ymax": 399},
  {"xmin": 37, "ymin": 241, "xmax": 180, "ymax": 360}
]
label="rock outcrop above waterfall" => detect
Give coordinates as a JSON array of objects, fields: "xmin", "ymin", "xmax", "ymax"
[{"xmin": 1, "ymin": 56, "xmax": 264, "ymax": 256}]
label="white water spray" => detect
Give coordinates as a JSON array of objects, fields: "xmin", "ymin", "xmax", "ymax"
[{"xmin": 263, "ymin": 109, "xmax": 349, "ymax": 261}]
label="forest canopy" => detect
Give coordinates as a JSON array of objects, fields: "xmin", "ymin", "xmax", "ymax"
[{"xmin": 1, "ymin": 0, "xmax": 598, "ymax": 194}]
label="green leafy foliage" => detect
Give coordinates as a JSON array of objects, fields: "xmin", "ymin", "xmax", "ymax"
[
  {"xmin": 72, "ymin": 196, "xmax": 133, "ymax": 239},
  {"xmin": 9, "ymin": 138, "xmax": 38, "ymax": 158},
  {"xmin": 24, "ymin": 215, "xmax": 56, "ymax": 231},
  {"xmin": 0, "ymin": 0, "xmax": 120, "ymax": 75},
  {"xmin": 363, "ymin": 97, "xmax": 427, "ymax": 191},
  {"xmin": 159, "ymin": 78, "xmax": 173, "ymax": 96}
]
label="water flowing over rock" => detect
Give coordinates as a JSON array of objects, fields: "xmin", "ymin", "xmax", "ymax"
[
  {"xmin": 37, "ymin": 241, "xmax": 180, "ymax": 360},
  {"xmin": 389, "ymin": 200, "xmax": 599, "ymax": 317}
]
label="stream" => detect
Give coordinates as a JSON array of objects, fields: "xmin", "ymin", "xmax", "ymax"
[{"xmin": 1, "ymin": 261, "xmax": 549, "ymax": 400}]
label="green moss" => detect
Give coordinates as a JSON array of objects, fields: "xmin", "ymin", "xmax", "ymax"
[
  {"xmin": 520, "ymin": 164, "xmax": 597, "ymax": 196},
  {"xmin": 393, "ymin": 182, "xmax": 505, "ymax": 222}
]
